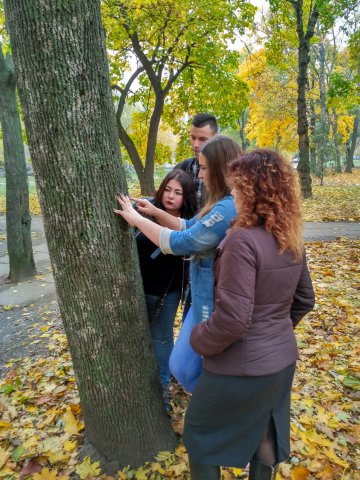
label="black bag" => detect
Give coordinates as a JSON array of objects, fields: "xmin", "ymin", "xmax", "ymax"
[{"xmin": 146, "ymin": 294, "xmax": 166, "ymax": 326}]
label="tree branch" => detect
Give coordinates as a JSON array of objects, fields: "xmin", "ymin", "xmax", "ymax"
[{"xmin": 114, "ymin": 65, "xmax": 145, "ymax": 120}]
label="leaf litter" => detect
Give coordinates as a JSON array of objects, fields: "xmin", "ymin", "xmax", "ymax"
[{"xmin": 1, "ymin": 238, "xmax": 358, "ymax": 479}]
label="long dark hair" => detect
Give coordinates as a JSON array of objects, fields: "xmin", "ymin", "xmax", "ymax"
[
  {"xmin": 198, "ymin": 135, "xmax": 243, "ymax": 219},
  {"xmin": 153, "ymin": 169, "xmax": 197, "ymax": 219}
]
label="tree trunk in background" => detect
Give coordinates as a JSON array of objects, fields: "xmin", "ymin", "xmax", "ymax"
[
  {"xmin": 0, "ymin": 48, "xmax": 36, "ymax": 282},
  {"xmin": 290, "ymin": 0, "xmax": 319, "ymax": 198},
  {"xmin": 4, "ymin": 0, "xmax": 177, "ymax": 468},
  {"xmin": 331, "ymin": 109, "xmax": 342, "ymax": 172},
  {"xmin": 309, "ymin": 96, "xmax": 317, "ymax": 173},
  {"xmin": 345, "ymin": 111, "xmax": 359, "ymax": 173},
  {"xmin": 238, "ymin": 109, "xmax": 250, "ymax": 151}
]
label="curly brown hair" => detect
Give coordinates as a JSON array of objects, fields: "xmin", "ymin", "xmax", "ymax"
[{"xmin": 228, "ymin": 149, "xmax": 303, "ymax": 259}]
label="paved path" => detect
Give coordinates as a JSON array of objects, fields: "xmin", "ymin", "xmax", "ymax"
[{"xmin": 0, "ymin": 215, "xmax": 359, "ymax": 307}]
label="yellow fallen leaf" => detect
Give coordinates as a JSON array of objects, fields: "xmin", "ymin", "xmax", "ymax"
[
  {"xmin": 75, "ymin": 456, "xmax": 101, "ymax": 479},
  {"xmin": 33, "ymin": 467, "xmax": 59, "ymax": 480},
  {"xmin": 0, "ymin": 447, "xmax": 11, "ymax": 469},
  {"xmin": 322, "ymin": 447, "xmax": 349, "ymax": 468},
  {"xmin": 316, "ymin": 464, "xmax": 339, "ymax": 480},
  {"xmin": 26, "ymin": 405, "xmax": 38, "ymax": 413},
  {"xmin": 300, "ymin": 429, "xmax": 332, "ymax": 447},
  {"xmin": 232, "ymin": 467, "xmax": 243, "ymax": 476},
  {"xmin": 63, "ymin": 440, "xmax": 77, "ymax": 452},
  {"xmin": 0, "ymin": 421, "xmax": 11, "ymax": 429},
  {"xmin": 41, "ymin": 436, "xmax": 64, "ymax": 453},
  {"xmin": 63, "ymin": 409, "xmax": 79, "ymax": 435},
  {"xmin": 291, "ymin": 466, "xmax": 310, "ymax": 479},
  {"xmin": 37, "ymin": 412, "xmax": 56, "ymax": 429},
  {"xmin": 47, "ymin": 451, "xmax": 71, "ymax": 464}
]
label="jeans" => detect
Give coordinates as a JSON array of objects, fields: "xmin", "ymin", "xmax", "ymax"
[
  {"xmin": 146, "ymin": 289, "xmax": 182, "ymax": 386},
  {"xmin": 169, "ymin": 306, "xmax": 203, "ymax": 393}
]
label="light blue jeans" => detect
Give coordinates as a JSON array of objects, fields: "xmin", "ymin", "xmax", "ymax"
[
  {"xmin": 146, "ymin": 289, "xmax": 182, "ymax": 386},
  {"xmin": 169, "ymin": 306, "xmax": 203, "ymax": 393}
]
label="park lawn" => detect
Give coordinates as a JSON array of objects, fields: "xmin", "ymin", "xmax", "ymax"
[
  {"xmin": 0, "ymin": 170, "xmax": 360, "ymax": 221},
  {"xmin": 0, "ymin": 237, "xmax": 359, "ymax": 480},
  {"xmin": 303, "ymin": 170, "xmax": 360, "ymax": 222}
]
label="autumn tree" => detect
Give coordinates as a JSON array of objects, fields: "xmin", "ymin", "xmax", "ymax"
[
  {"xmin": 0, "ymin": 41, "xmax": 36, "ymax": 282},
  {"xmin": 264, "ymin": 0, "xmax": 359, "ymax": 196},
  {"xmin": 238, "ymin": 48, "xmax": 298, "ymax": 153},
  {"xmin": 4, "ymin": 0, "xmax": 176, "ymax": 468},
  {"xmin": 103, "ymin": 0, "xmax": 255, "ymax": 194},
  {"xmin": 163, "ymin": 55, "xmax": 250, "ymax": 157},
  {"xmin": 329, "ymin": 10, "xmax": 360, "ymax": 173}
]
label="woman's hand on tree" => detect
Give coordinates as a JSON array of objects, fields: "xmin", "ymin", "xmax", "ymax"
[
  {"xmin": 130, "ymin": 197, "xmax": 158, "ymax": 217},
  {"xmin": 114, "ymin": 194, "xmax": 142, "ymax": 227}
]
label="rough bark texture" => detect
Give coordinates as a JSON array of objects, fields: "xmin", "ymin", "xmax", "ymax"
[
  {"xmin": 0, "ymin": 48, "xmax": 36, "ymax": 282},
  {"xmin": 4, "ymin": 0, "xmax": 177, "ymax": 467},
  {"xmin": 290, "ymin": 0, "xmax": 319, "ymax": 198}
]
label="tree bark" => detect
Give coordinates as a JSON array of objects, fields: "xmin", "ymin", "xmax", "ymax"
[
  {"xmin": 4, "ymin": 0, "xmax": 177, "ymax": 468},
  {"xmin": 330, "ymin": 109, "xmax": 341, "ymax": 173},
  {"xmin": 143, "ymin": 92, "xmax": 165, "ymax": 194},
  {"xmin": 290, "ymin": 0, "xmax": 319, "ymax": 198},
  {"xmin": 345, "ymin": 110, "xmax": 359, "ymax": 173},
  {"xmin": 238, "ymin": 110, "xmax": 250, "ymax": 151},
  {"xmin": 308, "ymin": 94, "xmax": 317, "ymax": 173},
  {"xmin": 0, "ymin": 48, "xmax": 36, "ymax": 282}
]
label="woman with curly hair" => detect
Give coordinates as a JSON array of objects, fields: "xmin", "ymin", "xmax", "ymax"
[{"xmin": 184, "ymin": 149, "xmax": 315, "ymax": 480}]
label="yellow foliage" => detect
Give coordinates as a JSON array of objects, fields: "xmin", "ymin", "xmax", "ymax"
[
  {"xmin": 239, "ymin": 49, "xmax": 298, "ymax": 152},
  {"xmin": 337, "ymin": 114, "xmax": 356, "ymax": 141}
]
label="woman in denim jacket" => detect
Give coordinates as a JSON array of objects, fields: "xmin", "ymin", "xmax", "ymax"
[{"xmin": 114, "ymin": 135, "xmax": 242, "ymax": 392}]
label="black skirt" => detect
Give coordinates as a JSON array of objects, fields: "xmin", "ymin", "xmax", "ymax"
[{"xmin": 183, "ymin": 363, "xmax": 296, "ymax": 468}]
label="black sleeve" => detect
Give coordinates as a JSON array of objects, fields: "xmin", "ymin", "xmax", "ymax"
[{"xmin": 175, "ymin": 158, "xmax": 190, "ymax": 173}]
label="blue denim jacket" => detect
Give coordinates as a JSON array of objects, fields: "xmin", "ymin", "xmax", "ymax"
[{"xmin": 160, "ymin": 195, "xmax": 236, "ymax": 325}]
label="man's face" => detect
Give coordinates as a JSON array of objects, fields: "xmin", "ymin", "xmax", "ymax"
[{"xmin": 190, "ymin": 124, "xmax": 216, "ymax": 159}]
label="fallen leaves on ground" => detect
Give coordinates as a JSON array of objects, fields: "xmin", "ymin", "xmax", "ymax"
[
  {"xmin": 302, "ymin": 170, "xmax": 360, "ymax": 222},
  {"xmin": 1, "ymin": 238, "xmax": 359, "ymax": 479}
]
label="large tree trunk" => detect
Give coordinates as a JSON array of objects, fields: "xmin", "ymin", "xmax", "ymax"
[
  {"xmin": 291, "ymin": 0, "xmax": 319, "ymax": 198},
  {"xmin": 345, "ymin": 110, "xmax": 359, "ymax": 173},
  {"xmin": 4, "ymin": 0, "xmax": 177, "ymax": 468},
  {"xmin": 0, "ymin": 48, "xmax": 36, "ymax": 282}
]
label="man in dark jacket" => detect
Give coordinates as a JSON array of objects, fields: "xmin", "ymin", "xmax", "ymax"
[{"xmin": 176, "ymin": 113, "xmax": 218, "ymax": 208}]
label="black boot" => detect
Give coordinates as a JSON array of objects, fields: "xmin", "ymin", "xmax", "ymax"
[
  {"xmin": 188, "ymin": 457, "xmax": 220, "ymax": 480},
  {"xmin": 248, "ymin": 459, "xmax": 277, "ymax": 480}
]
